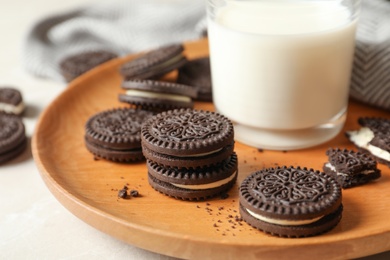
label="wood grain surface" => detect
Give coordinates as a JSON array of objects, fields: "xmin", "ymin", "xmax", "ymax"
[{"xmin": 32, "ymin": 39, "xmax": 390, "ymax": 260}]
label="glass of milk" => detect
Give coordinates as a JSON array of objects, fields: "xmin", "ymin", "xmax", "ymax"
[{"xmin": 207, "ymin": 0, "xmax": 360, "ymax": 150}]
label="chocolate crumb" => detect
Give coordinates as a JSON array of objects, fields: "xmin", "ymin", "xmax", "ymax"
[
  {"xmin": 196, "ymin": 205, "xmax": 201, "ymax": 208},
  {"xmin": 257, "ymin": 148, "xmax": 264, "ymax": 153},
  {"xmin": 130, "ymin": 189, "xmax": 139, "ymax": 197},
  {"xmin": 93, "ymin": 156, "xmax": 100, "ymax": 161},
  {"xmin": 213, "ymin": 223, "xmax": 218, "ymax": 227},
  {"xmin": 118, "ymin": 188, "xmax": 128, "ymax": 199},
  {"xmin": 206, "ymin": 202, "xmax": 210, "ymax": 206}
]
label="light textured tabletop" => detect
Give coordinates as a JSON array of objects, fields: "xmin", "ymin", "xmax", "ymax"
[{"xmin": 0, "ymin": 0, "xmax": 388, "ymax": 259}]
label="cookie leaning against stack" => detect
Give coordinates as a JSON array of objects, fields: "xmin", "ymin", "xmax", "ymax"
[
  {"xmin": 120, "ymin": 44, "xmax": 187, "ymax": 80},
  {"xmin": 141, "ymin": 108, "xmax": 237, "ymax": 200}
]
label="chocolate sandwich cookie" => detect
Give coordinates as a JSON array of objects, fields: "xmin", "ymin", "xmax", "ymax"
[
  {"xmin": 346, "ymin": 117, "xmax": 390, "ymax": 167},
  {"xmin": 0, "ymin": 87, "xmax": 25, "ymax": 115},
  {"xmin": 0, "ymin": 112, "xmax": 27, "ymax": 164},
  {"xmin": 141, "ymin": 108, "xmax": 237, "ymax": 200},
  {"xmin": 239, "ymin": 166, "xmax": 343, "ymax": 238},
  {"xmin": 323, "ymin": 148, "xmax": 381, "ymax": 189},
  {"xmin": 147, "ymin": 152, "xmax": 238, "ymax": 200},
  {"xmin": 119, "ymin": 79, "xmax": 197, "ymax": 112},
  {"xmin": 120, "ymin": 44, "xmax": 187, "ymax": 80},
  {"xmin": 60, "ymin": 50, "xmax": 117, "ymax": 82},
  {"xmin": 85, "ymin": 108, "xmax": 153, "ymax": 162},
  {"xmin": 141, "ymin": 108, "xmax": 234, "ymax": 168},
  {"xmin": 177, "ymin": 57, "xmax": 212, "ymax": 102}
]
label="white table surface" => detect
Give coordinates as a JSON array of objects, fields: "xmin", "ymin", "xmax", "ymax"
[{"xmin": 0, "ymin": 0, "xmax": 389, "ymax": 259}]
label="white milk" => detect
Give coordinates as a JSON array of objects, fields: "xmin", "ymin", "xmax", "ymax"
[{"xmin": 208, "ymin": 0, "xmax": 357, "ymax": 149}]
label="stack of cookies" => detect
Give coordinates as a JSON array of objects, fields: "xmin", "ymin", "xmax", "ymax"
[{"xmin": 141, "ymin": 108, "xmax": 237, "ymax": 200}]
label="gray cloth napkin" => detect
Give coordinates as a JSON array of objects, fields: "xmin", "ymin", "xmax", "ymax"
[
  {"xmin": 23, "ymin": 0, "xmax": 390, "ymax": 111},
  {"xmin": 350, "ymin": 0, "xmax": 390, "ymax": 110},
  {"xmin": 22, "ymin": 0, "xmax": 206, "ymax": 81}
]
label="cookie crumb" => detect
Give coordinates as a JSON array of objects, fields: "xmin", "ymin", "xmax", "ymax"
[
  {"xmin": 118, "ymin": 188, "xmax": 128, "ymax": 199},
  {"xmin": 130, "ymin": 189, "xmax": 139, "ymax": 197}
]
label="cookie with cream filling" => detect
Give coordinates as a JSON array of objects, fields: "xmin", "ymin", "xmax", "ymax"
[
  {"xmin": 346, "ymin": 117, "xmax": 390, "ymax": 167},
  {"xmin": 141, "ymin": 108, "xmax": 237, "ymax": 200},
  {"xmin": 119, "ymin": 79, "xmax": 197, "ymax": 112},
  {"xmin": 323, "ymin": 148, "xmax": 381, "ymax": 188},
  {"xmin": 0, "ymin": 88, "xmax": 25, "ymax": 115},
  {"xmin": 147, "ymin": 153, "xmax": 237, "ymax": 200},
  {"xmin": 85, "ymin": 107, "xmax": 153, "ymax": 162},
  {"xmin": 239, "ymin": 166, "xmax": 342, "ymax": 238},
  {"xmin": 0, "ymin": 112, "xmax": 27, "ymax": 164},
  {"xmin": 141, "ymin": 108, "xmax": 234, "ymax": 168}
]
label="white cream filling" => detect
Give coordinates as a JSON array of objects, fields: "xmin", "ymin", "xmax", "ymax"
[
  {"xmin": 348, "ymin": 127, "xmax": 390, "ymax": 162},
  {"xmin": 170, "ymin": 171, "xmax": 237, "ymax": 190},
  {"xmin": 0, "ymin": 101, "xmax": 25, "ymax": 114},
  {"xmin": 178, "ymin": 148, "xmax": 223, "ymax": 158},
  {"xmin": 246, "ymin": 208, "xmax": 323, "ymax": 226},
  {"xmin": 325, "ymin": 162, "xmax": 375, "ymax": 177},
  {"xmin": 155, "ymin": 54, "xmax": 184, "ymax": 71},
  {"xmin": 126, "ymin": 89, "xmax": 191, "ymax": 103}
]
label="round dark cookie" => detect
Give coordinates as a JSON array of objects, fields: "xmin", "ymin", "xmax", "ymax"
[
  {"xmin": 147, "ymin": 153, "xmax": 238, "ymax": 200},
  {"xmin": 177, "ymin": 57, "xmax": 212, "ymax": 102},
  {"xmin": 142, "ymin": 142, "xmax": 234, "ymax": 169},
  {"xmin": 119, "ymin": 79, "xmax": 197, "ymax": 112},
  {"xmin": 0, "ymin": 112, "xmax": 27, "ymax": 164},
  {"xmin": 85, "ymin": 108, "xmax": 154, "ymax": 162},
  {"xmin": 120, "ymin": 44, "xmax": 187, "ymax": 80},
  {"xmin": 0, "ymin": 87, "xmax": 24, "ymax": 115},
  {"xmin": 141, "ymin": 108, "xmax": 234, "ymax": 157},
  {"xmin": 60, "ymin": 50, "xmax": 117, "ymax": 82},
  {"xmin": 239, "ymin": 166, "xmax": 342, "ymax": 238}
]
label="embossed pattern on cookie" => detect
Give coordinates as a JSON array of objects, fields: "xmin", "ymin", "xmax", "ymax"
[{"xmin": 239, "ymin": 166, "xmax": 342, "ymax": 238}]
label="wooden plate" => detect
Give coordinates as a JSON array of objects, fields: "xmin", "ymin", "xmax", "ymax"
[{"xmin": 32, "ymin": 39, "xmax": 390, "ymax": 259}]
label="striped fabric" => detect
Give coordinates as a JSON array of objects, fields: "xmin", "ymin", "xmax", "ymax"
[
  {"xmin": 350, "ymin": 0, "xmax": 390, "ymax": 110},
  {"xmin": 23, "ymin": 0, "xmax": 390, "ymax": 111},
  {"xmin": 22, "ymin": 0, "xmax": 206, "ymax": 81}
]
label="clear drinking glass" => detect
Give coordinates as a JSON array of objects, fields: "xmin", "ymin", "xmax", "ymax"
[{"xmin": 207, "ymin": 0, "xmax": 360, "ymax": 150}]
